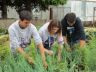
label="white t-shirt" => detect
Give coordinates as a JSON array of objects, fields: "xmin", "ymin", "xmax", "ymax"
[
  {"xmin": 39, "ymin": 22, "xmax": 64, "ymax": 50},
  {"xmin": 8, "ymin": 20, "xmax": 42, "ymax": 52}
]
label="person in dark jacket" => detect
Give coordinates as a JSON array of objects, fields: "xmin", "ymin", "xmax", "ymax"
[{"xmin": 61, "ymin": 13, "xmax": 86, "ymax": 51}]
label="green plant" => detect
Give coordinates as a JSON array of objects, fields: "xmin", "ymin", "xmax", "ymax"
[{"xmin": 0, "ymin": 30, "xmax": 96, "ymax": 72}]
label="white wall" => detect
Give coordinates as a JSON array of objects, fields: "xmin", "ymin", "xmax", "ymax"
[
  {"xmin": 71, "ymin": 0, "xmax": 96, "ymax": 21},
  {"xmin": 7, "ymin": 7, "xmax": 19, "ymax": 19},
  {"xmin": 52, "ymin": 0, "xmax": 71, "ymax": 20},
  {"xmin": 32, "ymin": 9, "xmax": 49, "ymax": 20}
]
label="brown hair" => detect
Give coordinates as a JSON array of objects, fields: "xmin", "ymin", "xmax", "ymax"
[{"xmin": 48, "ymin": 19, "xmax": 61, "ymax": 34}]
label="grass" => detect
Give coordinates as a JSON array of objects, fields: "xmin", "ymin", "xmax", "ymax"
[
  {"xmin": 0, "ymin": 39, "xmax": 96, "ymax": 72},
  {"xmin": 0, "ymin": 28, "xmax": 8, "ymax": 36},
  {"xmin": 0, "ymin": 28, "xmax": 96, "ymax": 72}
]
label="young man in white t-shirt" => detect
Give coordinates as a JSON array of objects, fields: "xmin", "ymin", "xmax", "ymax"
[{"xmin": 8, "ymin": 10, "xmax": 52, "ymax": 68}]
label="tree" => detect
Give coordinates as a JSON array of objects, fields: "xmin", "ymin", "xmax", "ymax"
[
  {"xmin": 0, "ymin": 0, "xmax": 67, "ymax": 18},
  {"xmin": 0, "ymin": 0, "xmax": 7, "ymax": 19}
]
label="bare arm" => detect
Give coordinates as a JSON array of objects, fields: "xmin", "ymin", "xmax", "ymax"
[
  {"xmin": 79, "ymin": 40, "xmax": 85, "ymax": 48},
  {"xmin": 57, "ymin": 44, "xmax": 63, "ymax": 62},
  {"xmin": 63, "ymin": 36, "xmax": 68, "ymax": 45},
  {"xmin": 31, "ymin": 26, "xmax": 48, "ymax": 68},
  {"xmin": 16, "ymin": 48, "xmax": 34, "ymax": 64},
  {"xmin": 37, "ymin": 43, "xmax": 46, "ymax": 62},
  {"xmin": 63, "ymin": 36, "xmax": 71, "ymax": 52},
  {"xmin": 57, "ymin": 33, "xmax": 63, "ymax": 62}
]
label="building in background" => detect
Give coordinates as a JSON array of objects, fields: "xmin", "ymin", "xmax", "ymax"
[
  {"xmin": 0, "ymin": 0, "xmax": 96, "ymax": 21},
  {"xmin": 71, "ymin": 0, "xmax": 96, "ymax": 21}
]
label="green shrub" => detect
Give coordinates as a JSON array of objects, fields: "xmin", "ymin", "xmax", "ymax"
[
  {"xmin": 0, "ymin": 31, "xmax": 96, "ymax": 72},
  {"xmin": 0, "ymin": 28, "xmax": 8, "ymax": 35}
]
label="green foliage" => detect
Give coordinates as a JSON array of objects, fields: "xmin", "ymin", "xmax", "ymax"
[
  {"xmin": 0, "ymin": 35, "xmax": 10, "ymax": 61},
  {"xmin": 83, "ymin": 35, "xmax": 96, "ymax": 72},
  {"xmin": 0, "ymin": 35, "xmax": 9, "ymax": 45},
  {"xmin": 6, "ymin": 0, "xmax": 67, "ymax": 11},
  {"xmin": 0, "ymin": 31, "xmax": 96, "ymax": 72},
  {"xmin": 0, "ymin": 28, "xmax": 8, "ymax": 36},
  {"xmin": 0, "ymin": 44, "xmax": 10, "ymax": 61}
]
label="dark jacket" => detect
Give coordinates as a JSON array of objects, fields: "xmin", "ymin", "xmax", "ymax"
[{"xmin": 61, "ymin": 15, "xmax": 86, "ymax": 43}]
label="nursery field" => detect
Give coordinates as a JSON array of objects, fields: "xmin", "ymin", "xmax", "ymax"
[{"xmin": 0, "ymin": 27, "xmax": 96, "ymax": 72}]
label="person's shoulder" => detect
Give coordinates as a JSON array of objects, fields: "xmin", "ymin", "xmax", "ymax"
[
  {"xmin": 8, "ymin": 20, "xmax": 19, "ymax": 31},
  {"xmin": 42, "ymin": 21, "xmax": 50, "ymax": 27},
  {"xmin": 61, "ymin": 14, "xmax": 67, "ymax": 24},
  {"xmin": 76, "ymin": 17, "xmax": 81, "ymax": 22},
  {"xmin": 62, "ymin": 15, "xmax": 66, "ymax": 20},
  {"xmin": 39, "ymin": 22, "xmax": 50, "ymax": 31},
  {"xmin": 28, "ymin": 24, "xmax": 38, "ymax": 34},
  {"xmin": 75, "ymin": 17, "xmax": 83, "ymax": 28},
  {"xmin": 29, "ymin": 23, "xmax": 38, "ymax": 30}
]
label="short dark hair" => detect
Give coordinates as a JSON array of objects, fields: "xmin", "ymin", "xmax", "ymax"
[
  {"xmin": 48, "ymin": 19, "xmax": 61, "ymax": 34},
  {"xmin": 19, "ymin": 10, "xmax": 32, "ymax": 21},
  {"xmin": 66, "ymin": 13, "xmax": 76, "ymax": 23}
]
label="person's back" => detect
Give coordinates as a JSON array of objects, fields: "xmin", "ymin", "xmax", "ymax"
[{"xmin": 61, "ymin": 13, "xmax": 86, "ymax": 49}]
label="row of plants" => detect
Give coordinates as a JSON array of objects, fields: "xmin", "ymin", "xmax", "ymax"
[
  {"xmin": 0, "ymin": 35, "xmax": 96, "ymax": 72},
  {"xmin": 0, "ymin": 28, "xmax": 8, "ymax": 36},
  {"xmin": 0, "ymin": 28, "xmax": 96, "ymax": 72}
]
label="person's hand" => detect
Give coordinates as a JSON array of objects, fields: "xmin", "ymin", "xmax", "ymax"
[
  {"xmin": 27, "ymin": 57, "xmax": 34, "ymax": 65},
  {"xmin": 58, "ymin": 55, "xmax": 61, "ymax": 62},
  {"xmin": 43, "ymin": 61, "xmax": 48, "ymax": 69},
  {"xmin": 48, "ymin": 50, "xmax": 53, "ymax": 56},
  {"xmin": 64, "ymin": 44, "xmax": 71, "ymax": 52},
  {"xmin": 66, "ymin": 48, "xmax": 72, "ymax": 52},
  {"xmin": 45, "ymin": 49, "xmax": 53, "ymax": 56}
]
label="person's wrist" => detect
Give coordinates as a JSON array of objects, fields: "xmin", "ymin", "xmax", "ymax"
[{"xmin": 64, "ymin": 43, "xmax": 70, "ymax": 48}]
